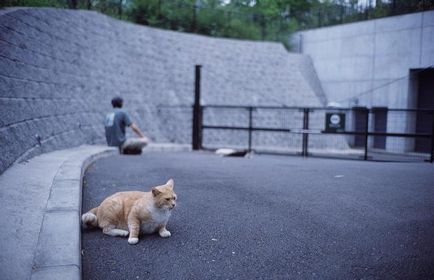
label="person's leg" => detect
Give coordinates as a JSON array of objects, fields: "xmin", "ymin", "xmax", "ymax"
[{"xmin": 120, "ymin": 138, "xmax": 148, "ymax": 154}]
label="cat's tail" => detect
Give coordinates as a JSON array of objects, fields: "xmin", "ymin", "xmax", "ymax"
[{"xmin": 81, "ymin": 207, "xmax": 98, "ymax": 228}]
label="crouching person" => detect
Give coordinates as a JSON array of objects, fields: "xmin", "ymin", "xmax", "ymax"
[{"xmin": 105, "ymin": 96, "xmax": 149, "ymax": 154}]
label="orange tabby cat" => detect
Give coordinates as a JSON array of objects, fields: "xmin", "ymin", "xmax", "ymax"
[{"xmin": 81, "ymin": 179, "xmax": 176, "ymax": 245}]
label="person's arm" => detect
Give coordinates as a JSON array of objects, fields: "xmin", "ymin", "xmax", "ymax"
[
  {"xmin": 130, "ymin": 123, "xmax": 148, "ymax": 140},
  {"xmin": 123, "ymin": 111, "xmax": 150, "ymax": 142}
]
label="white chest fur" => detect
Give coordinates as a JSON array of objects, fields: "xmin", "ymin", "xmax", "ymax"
[{"xmin": 140, "ymin": 205, "xmax": 171, "ymax": 234}]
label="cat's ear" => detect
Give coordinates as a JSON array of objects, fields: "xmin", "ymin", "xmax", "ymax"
[
  {"xmin": 166, "ymin": 179, "xmax": 174, "ymax": 189},
  {"xmin": 152, "ymin": 187, "xmax": 162, "ymax": 197}
]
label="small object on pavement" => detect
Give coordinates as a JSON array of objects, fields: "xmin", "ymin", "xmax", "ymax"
[{"xmin": 215, "ymin": 148, "xmax": 249, "ymax": 157}]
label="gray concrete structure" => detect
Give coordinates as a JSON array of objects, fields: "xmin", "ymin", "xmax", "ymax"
[
  {"xmin": 292, "ymin": 11, "xmax": 434, "ymax": 153},
  {"xmin": 0, "ymin": 7, "xmax": 326, "ymax": 174},
  {"xmin": 292, "ymin": 11, "xmax": 434, "ymax": 108}
]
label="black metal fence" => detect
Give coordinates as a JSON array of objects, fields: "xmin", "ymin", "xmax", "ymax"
[
  {"xmin": 192, "ymin": 105, "xmax": 434, "ymax": 163},
  {"xmin": 302, "ymin": 1, "xmax": 434, "ymax": 30}
]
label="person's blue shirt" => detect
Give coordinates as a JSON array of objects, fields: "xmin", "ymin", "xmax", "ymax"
[{"xmin": 104, "ymin": 108, "xmax": 132, "ymax": 147}]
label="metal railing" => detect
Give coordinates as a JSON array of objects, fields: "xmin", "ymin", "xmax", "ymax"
[{"xmin": 192, "ymin": 105, "xmax": 434, "ymax": 163}]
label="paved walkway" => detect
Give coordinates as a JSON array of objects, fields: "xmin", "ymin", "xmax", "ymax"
[
  {"xmin": 1, "ymin": 145, "xmax": 433, "ymax": 280},
  {"xmin": 0, "ymin": 143, "xmax": 190, "ymax": 280},
  {"xmin": 0, "ymin": 145, "xmax": 116, "ymax": 280},
  {"xmin": 82, "ymin": 152, "xmax": 434, "ymax": 279}
]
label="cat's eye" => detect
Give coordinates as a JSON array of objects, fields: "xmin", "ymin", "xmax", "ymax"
[{"xmin": 165, "ymin": 198, "xmax": 171, "ymax": 201}]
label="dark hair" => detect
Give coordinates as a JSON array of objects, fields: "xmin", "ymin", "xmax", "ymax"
[{"xmin": 111, "ymin": 97, "xmax": 123, "ymax": 108}]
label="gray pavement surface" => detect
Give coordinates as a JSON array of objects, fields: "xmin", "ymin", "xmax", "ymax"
[{"xmin": 82, "ymin": 152, "xmax": 434, "ymax": 280}]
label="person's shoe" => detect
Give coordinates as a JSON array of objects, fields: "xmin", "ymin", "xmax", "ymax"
[{"xmin": 122, "ymin": 147, "xmax": 142, "ymax": 155}]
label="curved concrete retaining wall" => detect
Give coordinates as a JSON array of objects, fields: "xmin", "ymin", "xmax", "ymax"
[{"xmin": 0, "ymin": 7, "xmax": 326, "ymax": 174}]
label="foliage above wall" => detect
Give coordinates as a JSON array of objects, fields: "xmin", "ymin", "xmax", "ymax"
[{"xmin": 1, "ymin": 0, "xmax": 433, "ymax": 49}]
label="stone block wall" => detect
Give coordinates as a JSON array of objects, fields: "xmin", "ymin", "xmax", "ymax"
[{"xmin": 0, "ymin": 7, "xmax": 326, "ymax": 174}]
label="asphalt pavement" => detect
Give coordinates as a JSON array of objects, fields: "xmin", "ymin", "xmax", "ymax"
[{"xmin": 81, "ymin": 151, "xmax": 434, "ymax": 280}]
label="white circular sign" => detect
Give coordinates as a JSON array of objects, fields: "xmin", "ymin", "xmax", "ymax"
[{"xmin": 330, "ymin": 114, "xmax": 341, "ymax": 125}]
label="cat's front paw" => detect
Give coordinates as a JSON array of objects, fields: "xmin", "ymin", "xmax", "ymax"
[
  {"xmin": 128, "ymin": 237, "xmax": 139, "ymax": 245},
  {"xmin": 159, "ymin": 229, "xmax": 171, "ymax": 238}
]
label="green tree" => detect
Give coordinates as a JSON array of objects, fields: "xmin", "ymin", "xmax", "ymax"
[{"xmin": 2, "ymin": 0, "xmax": 433, "ymax": 47}]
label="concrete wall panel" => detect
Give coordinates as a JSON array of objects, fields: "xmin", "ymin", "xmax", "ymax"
[
  {"xmin": 421, "ymin": 26, "xmax": 434, "ymax": 66},
  {"xmin": 293, "ymin": 10, "xmax": 434, "ymax": 109},
  {"xmin": 375, "ymin": 12, "xmax": 422, "ymax": 33}
]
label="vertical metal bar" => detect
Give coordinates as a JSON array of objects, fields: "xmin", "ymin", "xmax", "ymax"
[
  {"xmin": 431, "ymin": 112, "xmax": 434, "ymax": 163},
  {"xmin": 248, "ymin": 107, "xmax": 253, "ymax": 152},
  {"xmin": 302, "ymin": 109, "xmax": 306, "ymax": 156},
  {"xmin": 192, "ymin": 0, "xmax": 198, "ymax": 33},
  {"xmin": 192, "ymin": 65, "xmax": 202, "ymax": 150},
  {"xmin": 364, "ymin": 108, "xmax": 369, "ymax": 161},
  {"xmin": 306, "ymin": 109, "xmax": 309, "ymax": 157},
  {"xmin": 302, "ymin": 108, "xmax": 309, "ymax": 157}
]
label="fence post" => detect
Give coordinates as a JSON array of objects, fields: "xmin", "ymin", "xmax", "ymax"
[
  {"xmin": 302, "ymin": 108, "xmax": 309, "ymax": 157},
  {"xmin": 363, "ymin": 108, "xmax": 369, "ymax": 160},
  {"xmin": 192, "ymin": 65, "xmax": 202, "ymax": 150},
  {"xmin": 431, "ymin": 112, "xmax": 434, "ymax": 163},
  {"xmin": 248, "ymin": 107, "xmax": 253, "ymax": 153}
]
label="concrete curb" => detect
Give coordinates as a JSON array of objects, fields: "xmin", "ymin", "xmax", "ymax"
[
  {"xmin": 145, "ymin": 143, "xmax": 192, "ymax": 153},
  {"xmin": 27, "ymin": 143, "xmax": 190, "ymax": 280},
  {"xmin": 30, "ymin": 147, "xmax": 117, "ymax": 280}
]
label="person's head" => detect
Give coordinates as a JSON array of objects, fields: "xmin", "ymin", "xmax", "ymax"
[{"xmin": 111, "ymin": 97, "xmax": 123, "ymax": 108}]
